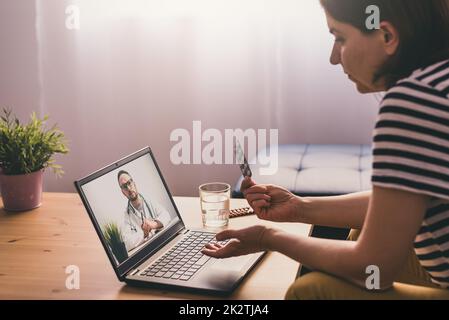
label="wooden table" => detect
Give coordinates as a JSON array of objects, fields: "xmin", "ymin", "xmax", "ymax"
[{"xmin": 0, "ymin": 193, "xmax": 311, "ymax": 300}]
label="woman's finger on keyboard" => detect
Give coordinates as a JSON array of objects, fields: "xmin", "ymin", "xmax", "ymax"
[
  {"xmin": 204, "ymin": 242, "xmax": 222, "ymax": 250},
  {"xmin": 215, "ymin": 229, "xmax": 239, "ymax": 241}
]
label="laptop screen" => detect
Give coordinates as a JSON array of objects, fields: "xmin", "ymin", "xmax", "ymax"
[{"xmin": 80, "ymin": 153, "xmax": 180, "ymax": 266}]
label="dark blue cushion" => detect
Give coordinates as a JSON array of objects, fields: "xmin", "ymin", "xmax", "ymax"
[{"xmin": 233, "ymin": 144, "xmax": 372, "ymax": 197}]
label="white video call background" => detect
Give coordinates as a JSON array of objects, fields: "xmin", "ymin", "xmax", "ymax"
[{"xmin": 81, "ymin": 153, "xmax": 180, "ymax": 231}]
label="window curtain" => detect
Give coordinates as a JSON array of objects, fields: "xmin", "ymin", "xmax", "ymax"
[{"xmin": 32, "ymin": 0, "xmax": 378, "ymax": 195}]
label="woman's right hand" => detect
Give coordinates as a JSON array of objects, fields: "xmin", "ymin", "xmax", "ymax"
[{"xmin": 240, "ymin": 177, "xmax": 303, "ymax": 223}]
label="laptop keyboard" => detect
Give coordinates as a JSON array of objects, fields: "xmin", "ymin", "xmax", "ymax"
[{"xmin": 140, "ymin": 231, "xmax": 228, "ymax": 281}]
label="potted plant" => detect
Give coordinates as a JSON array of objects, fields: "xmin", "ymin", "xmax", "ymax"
[
  {"xmin": 103, "ymin": 222, "xmax": 128, "ymax": 264},
  {"xmin": 0, "ymin": 108, "xmax": 68, "ymax": 211}
]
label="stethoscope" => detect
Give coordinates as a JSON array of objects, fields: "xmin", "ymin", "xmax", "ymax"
[{"xmin": 126, "ymin": 195, "xmax": 156, "ymax": 232}]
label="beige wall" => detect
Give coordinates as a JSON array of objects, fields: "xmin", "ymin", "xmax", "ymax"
[{"xmin": 0, "ymin": 0, "xmax": 40, "ymax": 122}]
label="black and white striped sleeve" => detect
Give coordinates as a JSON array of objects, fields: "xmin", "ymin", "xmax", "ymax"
[{"xmin": 371, "ymin": 80, "xmax": 449, "ymax": 199}]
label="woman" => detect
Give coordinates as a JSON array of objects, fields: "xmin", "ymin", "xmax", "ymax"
[{"xmin": 202, "ymin": 0, "xmax": 449, "ymax": 299}]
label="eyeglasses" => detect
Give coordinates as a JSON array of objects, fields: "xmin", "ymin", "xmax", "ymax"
[{"xmin": 120, "ymin": 179, "xmax": 134, "ymax": 190}]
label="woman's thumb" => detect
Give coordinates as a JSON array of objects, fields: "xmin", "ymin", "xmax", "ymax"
[{"xmin": 240, "ymin": 176, "xmax": 256, "ymax": 192}]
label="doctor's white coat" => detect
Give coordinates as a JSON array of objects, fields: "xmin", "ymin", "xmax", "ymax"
[{"xmin": 121, "ymin": 197, "xmax": 172, "ymax": 252}]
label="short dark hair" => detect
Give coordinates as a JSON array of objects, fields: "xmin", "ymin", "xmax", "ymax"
[
  {"xmin": 117, "ymin": 170, "xmax": 131, "ymax": 183},
  {"xmin": 320, "ymin": 0, "xmax": 449, "ymax": 88}
]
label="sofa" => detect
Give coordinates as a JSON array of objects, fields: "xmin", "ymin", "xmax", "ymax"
[{"xmin": 233, "ymin": 144, "xmax": 373, "ymax": 197}]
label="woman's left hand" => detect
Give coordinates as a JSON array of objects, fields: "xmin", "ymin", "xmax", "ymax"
[{"xmin": 201, "ymin": 225, "xmax": 271, "ymax": 258}]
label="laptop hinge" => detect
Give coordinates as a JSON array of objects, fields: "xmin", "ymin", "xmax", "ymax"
[{"xmin": 129, "ymin": 268, "xmax": 140, "ymax": 276}]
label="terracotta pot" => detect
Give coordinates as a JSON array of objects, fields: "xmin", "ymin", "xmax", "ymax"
[{"xmin": 0, "ymin": 169, "xmax": 44, "ymax": 211}]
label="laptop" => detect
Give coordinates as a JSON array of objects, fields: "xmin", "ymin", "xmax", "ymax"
[{"xmin": 74, "ymin": 147, "xmax": 265, "ymax": 295}]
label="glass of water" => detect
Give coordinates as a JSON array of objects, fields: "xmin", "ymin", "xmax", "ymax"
[{"xmin": 199, "ymin": 182, "xmax": 231, "ymax": 228}]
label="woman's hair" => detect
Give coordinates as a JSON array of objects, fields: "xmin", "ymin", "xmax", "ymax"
[{"xmin": 320, "ymin": 0, "xmax": 449, "ymax": 88}]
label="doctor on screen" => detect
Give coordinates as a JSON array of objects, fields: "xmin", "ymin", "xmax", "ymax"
[{"xmin": 117, "ymin": 170, "xmax": 171, "ymax": 252}]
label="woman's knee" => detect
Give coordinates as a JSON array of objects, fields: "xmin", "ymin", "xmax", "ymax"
[{"xmin": 285, "ymin": 272, "xmax": 335, "ymax": 300}]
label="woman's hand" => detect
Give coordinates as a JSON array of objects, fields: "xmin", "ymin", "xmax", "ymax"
[
  {"xmin": 201, "ymin": 225, "xmax": 272, "ymax": 258},
  {"xmin": 241, "ymin": 177, "xmax": 302, "ymax": 222}
]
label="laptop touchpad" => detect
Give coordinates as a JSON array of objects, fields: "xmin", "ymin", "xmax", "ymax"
[{"xmin": 210, "ymin": 256, "xmax": 250, "ymax": 272}]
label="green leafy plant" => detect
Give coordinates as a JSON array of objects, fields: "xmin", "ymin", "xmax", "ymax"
[
  {"xmin": 103, "ymin": 222, "xmax": 128, "ymax": 263},
  {"xmin": 0, "ymin": 108, "xmax": 69, "ymax": 176},
  {"xmin": 103, "ymin": 222, "xmax": 124, "ymax": 246}
]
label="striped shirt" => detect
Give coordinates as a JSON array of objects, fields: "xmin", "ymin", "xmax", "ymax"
[{"xmin": 372, "ymin": 58, "xmax": 449, "ymax": 289}]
